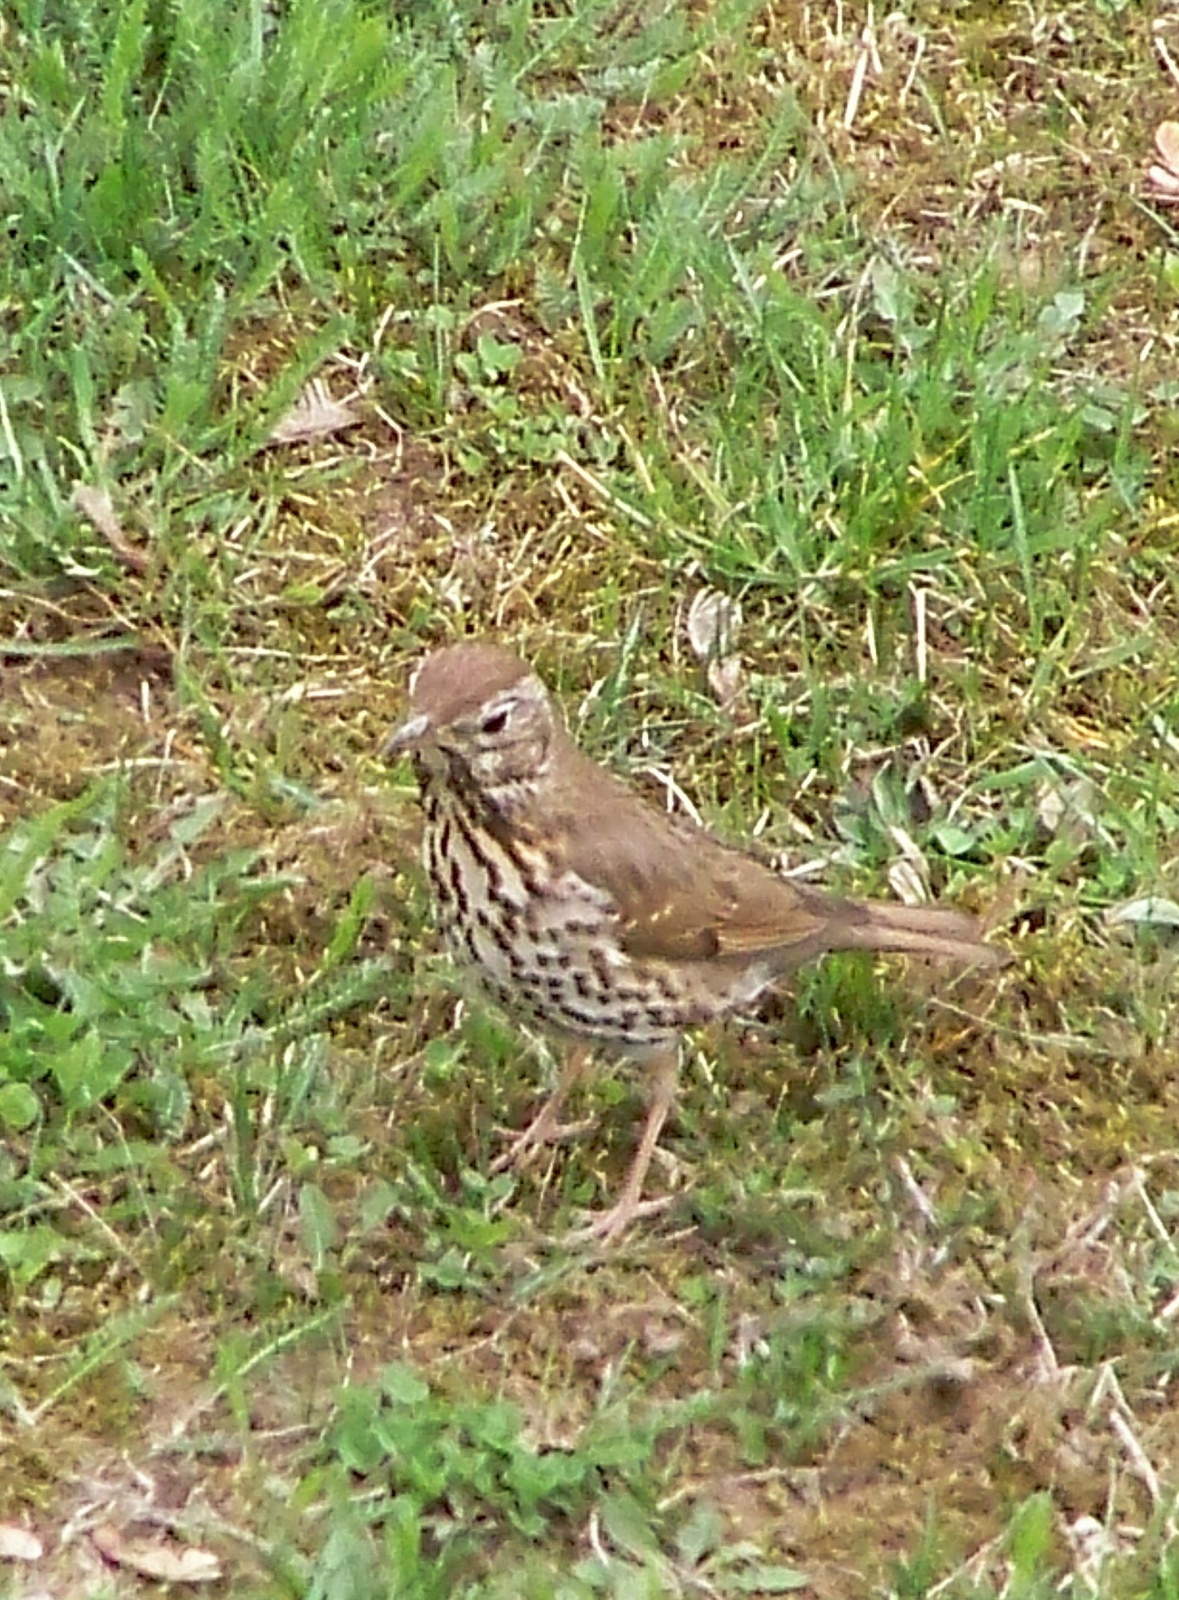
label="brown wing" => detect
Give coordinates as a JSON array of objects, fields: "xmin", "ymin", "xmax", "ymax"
[
  {"xmin": 540, "ymin": 738, "xmax": 997, "ymax": 970},
  {"xmin": 542, "ymin": 745, "xmax": 837, "ymax": 964}
]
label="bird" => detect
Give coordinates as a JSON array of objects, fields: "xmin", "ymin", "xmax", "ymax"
[{"xmin": 384, "ymin": 640, "xmax": 1000, "ymax": 1245}]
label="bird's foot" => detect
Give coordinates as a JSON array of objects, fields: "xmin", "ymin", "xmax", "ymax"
[
  {"xmin": 489, "ymin": 1106, "xmax": 598, "ymax": 1174},
  {"xmin": 563, "ymin": 1191, "xmax": 675, "ymax": 1248}
]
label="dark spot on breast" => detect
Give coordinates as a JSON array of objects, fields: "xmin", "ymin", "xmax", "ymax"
[
  {"xmin": 452, "ymin": 809, "xmax": 503, "ymax": 893},
  {"xmin": 653, "ymin": 971, "xmax": 680, "ymax": 1002},
  {"xmin": 556, "ymin": 1004, "xmax": 610, "ymax": 1032}
]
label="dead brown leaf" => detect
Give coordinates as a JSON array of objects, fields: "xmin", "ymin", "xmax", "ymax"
[
  {"xmin": 71, "ymin": 483, "xmax": 150, "ymax": 574},
  {"xmin": 267, "ymin": 378, "xmax": 360, "ymax": 445},
  {"xmin": 91, "ymin": 1523, "xmax": 222, "ymax": 1583}
]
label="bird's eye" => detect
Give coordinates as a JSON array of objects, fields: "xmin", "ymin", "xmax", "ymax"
[{"xmin": 480, "ymin": 706, "xmax": 510, "ymax": 736}]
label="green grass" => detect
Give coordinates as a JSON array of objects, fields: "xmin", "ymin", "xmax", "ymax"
[{"xmin": 4, "ymin": 0, "xmax": 1179, "ymax": 1594}]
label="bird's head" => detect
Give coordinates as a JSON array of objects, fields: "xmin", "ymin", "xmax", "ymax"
[{"xmin": 384, "ymin": 642, "xmax": 558, "ymax": 802}]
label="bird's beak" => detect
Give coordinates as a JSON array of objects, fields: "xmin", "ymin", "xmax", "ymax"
[{"xmin": 382, "ymin": 712, "xmax": 432, "ymax": 759}]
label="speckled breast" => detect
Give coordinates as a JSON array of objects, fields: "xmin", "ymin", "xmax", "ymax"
[{"xmin": 420, "ymin": 782, "xmax": 724, "ymax": 1056}]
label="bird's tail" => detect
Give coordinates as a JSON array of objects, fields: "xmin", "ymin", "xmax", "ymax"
[{"xmin": 837, "ymin": 899, "xmax": 1004, "ymax": 966}]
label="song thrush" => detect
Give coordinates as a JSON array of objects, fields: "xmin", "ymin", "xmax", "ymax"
[{"xmin": 385, "ymin": 641, "xmax": 999, "ymax": 1244}]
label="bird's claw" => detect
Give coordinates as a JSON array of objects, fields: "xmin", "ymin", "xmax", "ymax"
[
  {"xmin": 489, "ymin": 1112, "xmax": 598, "ymax": 1174},
  {"xmin": 562, "ymin": 1192, "xmax": 675, "ymax": 1247}
]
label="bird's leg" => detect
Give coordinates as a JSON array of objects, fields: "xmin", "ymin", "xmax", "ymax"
[
  {"xmin": 566, "ymin": 1047, "xmax": 680, "ymax": 1246},
  {"xmin": 490, "ymin": 1045, "xmax": 596, "ymax": 1173}
]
